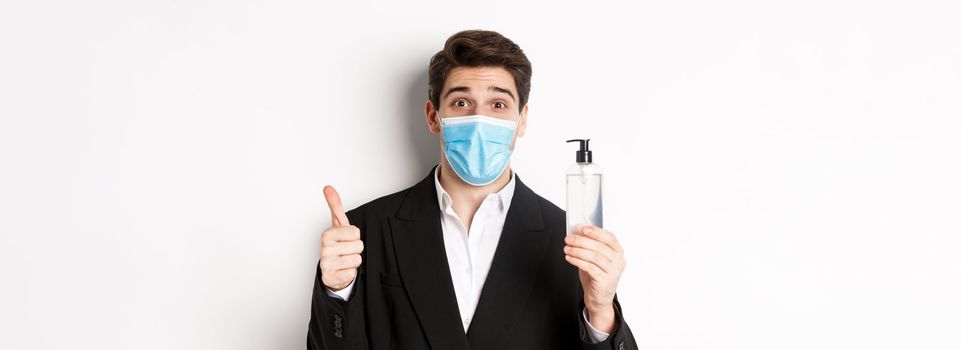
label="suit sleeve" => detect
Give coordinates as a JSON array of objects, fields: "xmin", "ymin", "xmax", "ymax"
[
  {"xmin": 578, "ymin": 293, "xmax": 639, "ymax": 350},
  {"xmin": 307, "ymin": 209, "xmax": 368, "ymax": 350}
]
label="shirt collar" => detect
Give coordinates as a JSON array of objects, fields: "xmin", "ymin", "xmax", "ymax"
[{"xmin": 434, "ymin": 165, "xmax": 516, "ymax": 214}]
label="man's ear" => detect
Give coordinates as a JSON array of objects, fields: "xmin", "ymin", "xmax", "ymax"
[
  {"xmin": 516, "ymin": 103, "xmax": 529, "ymax": 137},
  {"xmin": 425, "ymin": 100, "xmax": 441, "ymax": 134}
]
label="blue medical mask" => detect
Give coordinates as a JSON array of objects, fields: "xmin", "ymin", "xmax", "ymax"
[{"xmin": 439, "ymin": 114, "xmax": 518, "ymax": 186}]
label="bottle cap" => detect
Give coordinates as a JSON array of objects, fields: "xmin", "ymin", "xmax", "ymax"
[{"xmin": 565, "ymin": 139, "xmax": 592, "ymax": 163}]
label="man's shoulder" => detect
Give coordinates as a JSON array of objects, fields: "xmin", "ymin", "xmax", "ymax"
[
  {"xmin": 532, "ymin": 190, "xmax": 563, "ymax": 213},
  {"xmin": 524, "ymin": 184, "xmax": 565, "ymax": 224},
  {"xmin": 344, "ymin": 169, "xmax": 434, "ymax": 220},
  {"xmin": 343, "ymin": 170, "xmax": 567, "ymax": 226},
  {"xmin": 346, "ymin": 185, "xmax": 414, "ymax": 219},
  {"xmin": 508, "ymin": 174, "xmax": 566, "ymax": 231}
]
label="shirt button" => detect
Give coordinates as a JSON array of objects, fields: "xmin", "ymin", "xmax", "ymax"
[{"xmin": 464, "ymin": 268, "xmax": 470, "ymax": 274}]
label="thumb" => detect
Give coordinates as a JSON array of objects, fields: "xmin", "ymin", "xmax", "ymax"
[{"xmin": 323, "ymin": 185, "xmax": 350, "ymax": 227}]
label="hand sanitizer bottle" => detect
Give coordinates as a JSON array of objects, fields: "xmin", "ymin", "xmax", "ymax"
[{"xmin": 565, "ymin": 139, "xmax": 602, "ymax": 235}]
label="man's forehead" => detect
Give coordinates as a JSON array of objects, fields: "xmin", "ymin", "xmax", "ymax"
[
  {"xmin": 446, "ymin": 66, "xmax": 514, "ymax": 85},
  {"xmin": 443, "ymin": 67, "xmax": 517, "ymax": 99},
  {"xmin": 443, "ymin": 85, "xmax": 516, "ymax": 101}
]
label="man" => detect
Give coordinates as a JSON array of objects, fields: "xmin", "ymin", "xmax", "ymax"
[{"xmin": 307, "ymin": 30, "xmax": 638, "ymax": 350}]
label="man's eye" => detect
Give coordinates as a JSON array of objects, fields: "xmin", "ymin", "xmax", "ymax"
[
  {"xmin": 493, "ymin": 102, "xmax": 507, "ymax": 109},
  {"xmin": 454, "ymin": 100, "xmax": 468, "ymax": 107}
]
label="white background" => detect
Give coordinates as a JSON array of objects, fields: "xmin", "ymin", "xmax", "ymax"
[{"xmin": 1, "ymin": 0, "xmax": 959, "ymax": 349}]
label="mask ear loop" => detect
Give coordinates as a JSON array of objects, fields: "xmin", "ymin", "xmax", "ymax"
[
  {"xmin": 508, "ymin": 110, "xmax": 521, "ymax": 138},
  {"xmin": 502, "ymin": 111, "xmax": 522, "ymax": 183}
]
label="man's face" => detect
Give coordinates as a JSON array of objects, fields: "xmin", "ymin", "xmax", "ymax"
[{"xmin": 425, "ymin": 66, "xmax": 528, "ymax": 144}]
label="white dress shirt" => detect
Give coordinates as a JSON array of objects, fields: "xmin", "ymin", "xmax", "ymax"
[{"xmin": 325, "ymin": 167, "xmax": 610, "ymax": 343}]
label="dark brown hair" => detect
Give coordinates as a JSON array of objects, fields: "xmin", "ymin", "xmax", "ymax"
[{"xmin": 428, "ymin": 30, "xmax": 533, "ymax": 112}]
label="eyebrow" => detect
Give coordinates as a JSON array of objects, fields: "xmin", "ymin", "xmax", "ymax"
[{"xmin": 443, "ymin": 85, "xmax": 516, "ymax": 102}]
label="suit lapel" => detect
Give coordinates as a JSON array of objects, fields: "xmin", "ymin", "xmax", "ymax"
[
  {"xmin": 390, "ymin": 169, "xmax": 552, "ymax": 349},
  {"xmin": 390, "ymin": 168, "xmax": 471, "ymax": 349},
  {"xmin": 466, "ymin": 175, "xmax": 551, "ymax": 348}
]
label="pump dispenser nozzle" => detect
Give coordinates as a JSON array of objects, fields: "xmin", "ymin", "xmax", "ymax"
[{"xmin": 565, "ymin": 139, "xmax": 593, "ymax": 163}]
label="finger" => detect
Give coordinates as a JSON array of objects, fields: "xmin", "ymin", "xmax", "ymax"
[
  {"xmin": 564, "ymin": 246, "xmax": 612, "ymax": 273},
  {"xmin": 565, "ymin": 234, "xmax": 617, "ymax": 262},
  {"xmin": 329, "ymin": 254, "xmax": 363, "ymax": 270},
  {"xmin": 320, "ymin": 253, "xmax": 362, "ymax": 271},
  {"xmin": 321, "ymin": 240, "xmax": 364, "ymax": 258},
  {"xmin": 564, "ymin": 254, "xmax": 606, "ymax": 281},
  {"xmin": 323, "ymin": 269, "xmax": 357, "ymax": 290},
  {"xmin": 332, "ymin": 270, "xmax": 357, "ymax": 286},
  {"xmin": 322, "ymin": 226, "xmax": 361, "ymax": 245},
  {"xmin": 578, "ymin": 225, "xmax": 623, "ymax": 254},
  {"xmin": 323, "ymin": 185, "xmax": 350, "ymax": 227}
]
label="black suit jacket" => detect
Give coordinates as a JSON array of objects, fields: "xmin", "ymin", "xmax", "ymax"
[{"xmin": 307, "ymin": 167, "xmax": 638, "ymax": 350}]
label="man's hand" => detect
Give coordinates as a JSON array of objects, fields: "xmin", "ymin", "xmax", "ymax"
[
  {"xmin": 563, "ymin": 225, "xmax": 626, "ymax": 334},
  {"xmin": 320, "ymin": 185, "xmax": 364, "ymax": 292}
]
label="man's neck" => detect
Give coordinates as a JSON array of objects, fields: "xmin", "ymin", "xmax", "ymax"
[{"xmin": 438, "ymin": 161, "xmax": 511, "ymax": 230}]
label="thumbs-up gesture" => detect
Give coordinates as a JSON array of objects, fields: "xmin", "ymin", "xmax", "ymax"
[{"xmin": 320, "ymin": 185, "xmax": 364, "ymax": 291}]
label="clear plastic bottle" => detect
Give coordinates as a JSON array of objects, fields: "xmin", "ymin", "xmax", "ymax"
[{"xmin": 565, "ymin": 139, "xmax": 603, "ymax": 235}]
